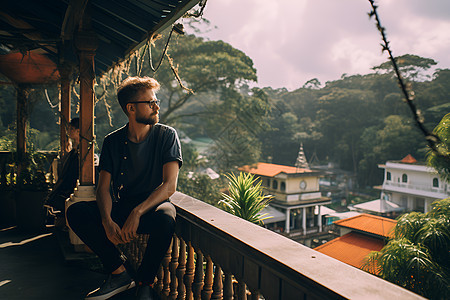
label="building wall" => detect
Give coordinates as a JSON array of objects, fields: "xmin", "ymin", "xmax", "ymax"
[
  {"xmin": 383, "ymin": 163, "xmax": 448, "ymax": 193},
  {"xmin": 285, "ymin": 176, "xmax": 319, "ymax": 194},
  {"xmin": 261, "ymin": 175, "xmax": 321, "ymax": 203}
]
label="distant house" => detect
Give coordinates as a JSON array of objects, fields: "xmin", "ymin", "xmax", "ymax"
[
  {"xmin": 315, "ymin": 214, "xmax": 396, "ymax": 269},
  {"xmin": 375, "ymin": 154, "xmax": 450, "ymax": 213},
  {"xmin": 239, "ymin": 162, "xmax": 331, "ymax": 236}
]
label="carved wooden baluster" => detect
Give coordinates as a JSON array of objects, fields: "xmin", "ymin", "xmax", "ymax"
[
  {"xmin": 223, "ymin": 272, "xmax": 233, "ymax": 300},
  {"xmin": 156, "ymin": 265, "xmax": 164, "ymax": 294},
  {"xmin": 237, "ymin": 281, "xmax": 246, "ymax": 300},
  {"xmin": 162, "ymin": 240, "xmax": 173, "ymax": 297},
  {"xmin": 184, "ymin": 242, "xmax": 195, "ymax": 300},
  {"xmin": 170, "ymin": 237, "xmax": 179, "ymax": 299},
  {"xmin": 201, "ymin": 256, "xmax": 213, "ymax": 300},
  {"xmin": 192, "ymin": 251, "xmax": 204, "ymax": 300},
  {"xmin": 176, "ymin": 239, "xmax": 187, "ymax": 300},
  {"xmin": 250, "ymin": 289, "xmax": 260, "ymax": 300},
  {"xmin": 211, "ymin": 265, "xmax": 223, "ymax": 300}
]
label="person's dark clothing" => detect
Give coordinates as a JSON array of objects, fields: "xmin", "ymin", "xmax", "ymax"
[
  {"xmin": 67, "ymin": 122, "xmax": 182, "ymax": 284},
  {"xmin": 99, "ymin": 123, "xmax": 182, "ymax": 206},
  {"xmin": 67, "ymin": 200, "xmax": 175, "ymax": 284},
  {"xmin": 45, "ymin": 149, "xmax": 79, "ymax": 212}
]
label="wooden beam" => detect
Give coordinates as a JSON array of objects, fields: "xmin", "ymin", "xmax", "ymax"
[
  {"xmin": 58, "ymin": 64, "xmax": 73, "ymax": 156},
  {"xmin": 16, "ymin": 84, "xmax": 29, "ymax": 175},
  {"xmin": 0, "ymin": 11, "xmax": 57, "ymax": 54},
  {"xmin": 75, "ymin": 7, "xmax": 98, "ymax": 186}
]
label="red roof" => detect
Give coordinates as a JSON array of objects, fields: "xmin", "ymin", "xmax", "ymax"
[
  {"xmin": 238, "ymin": 162, "xmax": 312, "ymax": 177},
  {"xmin": 334, "ymin": 214, "xmax": 396, "ymax": 238},
  {"xmin": 400, "ymin": 154, "xmax": 417, "ymax": 164},
  {"xmin": 314, "ymin": 232, "xmax": 384, "ymax": 269}
]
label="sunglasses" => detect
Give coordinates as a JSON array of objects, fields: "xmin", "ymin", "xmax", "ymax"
[{"xmin": 128, "ymin": 99, "xmax": 160, "ymax": 108}]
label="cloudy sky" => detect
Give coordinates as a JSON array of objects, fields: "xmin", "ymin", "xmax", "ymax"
[{"xmin": 190, "ymin": 0, "xmax": 450, "ymax": 91}]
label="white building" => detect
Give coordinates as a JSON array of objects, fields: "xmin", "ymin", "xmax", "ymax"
[{"xmin": 376, "ymin": 154, "xmax": 450, "ymax": 213}]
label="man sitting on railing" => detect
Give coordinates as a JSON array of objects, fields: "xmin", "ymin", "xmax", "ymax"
[
  {"xmin": 67, "ymin": 76, "xmax": 182, "ymax": 300},
  {"xmin": 45, "ymin": 117, "xmax": 80, "ymax": 217}
]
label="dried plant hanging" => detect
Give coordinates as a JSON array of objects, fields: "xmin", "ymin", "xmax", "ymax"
[
  {"xmin": 44, "ymin": 89, "xmax": 58, "ymax": 109},
  {"xmin": 146, "ymin": 26, "xmax": 175, "ymax": 73},
  {"xmin": 165, "ymin": 53, "xmax": 193, "ymax": 94},
  {"xmin": 368, "ymin": 0, "xmax": 444, "ymax": 158},
  {"xmin": 72, "ymin": 85, "xmax": 80, "ymax": 115}
]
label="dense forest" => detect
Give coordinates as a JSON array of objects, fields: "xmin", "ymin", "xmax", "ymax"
[{"xmin": 0, "ymin": 28, "xmax": 449, "ymax": 197}]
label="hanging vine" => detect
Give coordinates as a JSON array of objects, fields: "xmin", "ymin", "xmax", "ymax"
[{"xmin": 368, "ymin": 0, "xmax": 446, "ymax": 159}]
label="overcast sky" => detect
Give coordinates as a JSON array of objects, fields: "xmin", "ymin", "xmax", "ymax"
[{"xmin": 189, "ymin": 0, "xmax": 450, "ymax": 91}]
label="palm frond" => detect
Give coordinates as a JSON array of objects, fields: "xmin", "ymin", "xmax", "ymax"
[{"xmin": 219, "ymin": 172, "xmax": 273, "ymax": 225}]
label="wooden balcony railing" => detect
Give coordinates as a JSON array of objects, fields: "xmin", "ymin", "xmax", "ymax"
[{"xmin": 150, "ymin": 192, "xmax": 424, "ymax": 300}]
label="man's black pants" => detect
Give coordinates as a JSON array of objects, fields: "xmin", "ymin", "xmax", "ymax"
[{"xmin": 66, "ymin": 200, "xmax": 176, "ymax": 284}]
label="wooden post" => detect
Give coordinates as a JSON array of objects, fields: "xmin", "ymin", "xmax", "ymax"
[
  {"xmin": 250, "ymin": 290, "xmax": 260, "ymax": 300},
  {"xmin": 237, "ymin": 281, "xmax": 246, "ymax": 300},
  {"xmin": 156, "ymin": 265, "xmax": 164, "ymax": 294},
  {"xmin": 170, "ymin": 237, "xmax": 179, "ymax": 299},
  {"xmin": 176, "ymin": 239, "xmax": 187, "ymax": 300},
  {"xmin": 163, "ymin": 240, "xmax": 173, "ymax": 297},
  {"xmin": 201, "ymin": 256, "xmax": 213, "ymax": 300},
  {"xmin": 184, "ymin": 242, "xmax": 195, "ymax": 300},
  {"xmin": 211, "ymin": 265, "xmax": 223, "ymax": 300},
  {"xmin": 16, "ymin": 84, "xmax": 29, "ymax": 174},
  {"xmin": 75, "ymin": 23, "xmax": 97, "ymax": 186},
  {"xmin": 58, "ymin": 64, "xmax": 72, "ymax": 155},
  {"xmin": 193, "ymin": 251, "xmax": 204, "ymax": 300},
  {"xmin": 223, "ymin": 272, "xmax": 233, "ymax": 300}
]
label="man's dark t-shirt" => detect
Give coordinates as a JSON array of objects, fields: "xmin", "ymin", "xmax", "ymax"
[{"xmin": 99, "ymin": 123, "xmax": 182, "ymax": 206}]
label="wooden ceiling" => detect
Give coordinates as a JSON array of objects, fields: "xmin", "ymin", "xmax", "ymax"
[{"xmin": 0, "ymin": 0, "xmax": 200, "ymax": 84}]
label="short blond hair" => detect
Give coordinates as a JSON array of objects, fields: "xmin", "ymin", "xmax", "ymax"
[{"xmin": 117, "ymin": 76, "xmax": 160, "ymax": 113}]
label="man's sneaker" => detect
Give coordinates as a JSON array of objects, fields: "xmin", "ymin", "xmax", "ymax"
[{"xmin": 85, "ymin": 271, "xmax": 135, "ymax": 300}]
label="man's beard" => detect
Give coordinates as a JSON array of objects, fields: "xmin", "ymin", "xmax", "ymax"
[{"xmin": 136, "ymin": 113, "xmax": 158, "ymax": 125}]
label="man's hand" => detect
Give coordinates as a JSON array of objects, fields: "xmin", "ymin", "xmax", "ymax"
[
  {"xmin": 103, "ymin": 220, "xmax": 124, "ymax": 245},
  {"xmin": 120, "ymin": 210, "xmax": 141, "ymax": 243}
]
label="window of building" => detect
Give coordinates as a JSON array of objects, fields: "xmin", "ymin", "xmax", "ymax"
[
  {"xmin": 280, "ymin": 182, "xmax": 286, "ymax": 192},
  {"xmin": 272, "ymin": 180, "xmax": 278, "ymax": 190},
  {"xmin": 402, "ymin": 174, "xmax": 408, "ymax": 183},
  {"xmin": 267, "ymin": 179, "xmax": 271, "ymax": 187},
  {"xmin": 387, "ymin": 172, "xmax": 391, "ymax": 181},
  {"xmin": 433, "ymin": 178, "xmax": 439, "ymax": 188}
]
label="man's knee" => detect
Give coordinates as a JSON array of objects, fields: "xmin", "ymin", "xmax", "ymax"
[
  {"xmin": 158, "ymin": 213, "xmax": 176, "ymax": 233},
  {"xmin": 154, "ymin": 201, "xmax": 176, "ymax": 221},
  {"xmin": 66, "ymin": 201, "xmax": 95, "ymax": 229},
  {"xmin": 155, "ymin": 203, "xmax": 176, "ymax": 233},
  {"xmin": 139, "ymin": 205, "xmax": 176, "ymax": 235}
]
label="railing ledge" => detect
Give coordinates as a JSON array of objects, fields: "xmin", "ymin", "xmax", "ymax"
[{"xmin": 170, "ymin": 192, "xmax": 424, "ymax": 300}]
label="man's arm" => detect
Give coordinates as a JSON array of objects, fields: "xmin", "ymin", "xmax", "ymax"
[
  {"xmin": 120, "ymin": 161, "xmax": 179, "ymax": 242},
  {"xmin": 97, "ymin": 170, "xmax": 124, "ymax": 245}
]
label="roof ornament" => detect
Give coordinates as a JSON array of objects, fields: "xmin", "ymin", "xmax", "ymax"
[
  {"xmin": 400, "ymin": 154, "xmax": 417, "ymax": 164},
  {"xmin": 295, "ymin": 143, "xmax": 310, "ymax": 171}
]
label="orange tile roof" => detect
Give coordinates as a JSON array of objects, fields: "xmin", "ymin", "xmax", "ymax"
[
  {"xmin": 314, "ymin": 232, "xmax": 384, "ymax": 269},
  {"xmin": 238, "ymin": 162, "xmax": 312, "ymax": 177},
  {"xmin": 334, "ymin": 214, "xmax": 396, "ymax": 238}
]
